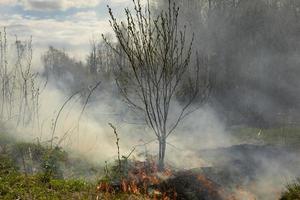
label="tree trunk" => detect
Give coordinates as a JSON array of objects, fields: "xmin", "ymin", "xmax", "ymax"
[{"xmin": 158, "ymin": 137, "xmax": 166, "ymax": 171}]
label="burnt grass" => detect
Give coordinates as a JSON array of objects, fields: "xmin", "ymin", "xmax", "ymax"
[
  {"xmin": 157, "ymin": 144, "xmax": 300, "ymax": 200},
  {"xmin": 110, "ymin": 144, "xmax": 300, "ymax": 199},
  {"xmin": 158, "ymin": 171, "xmax": 224, "ymax": 200},
  {"xmin": 199, "ymin": 144, "xmax": 300, "ymax": 196}
]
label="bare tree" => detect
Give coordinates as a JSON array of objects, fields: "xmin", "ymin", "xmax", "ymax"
[
  {"xmin": 105, "ymin": 0, "xmax": 210, "ymax": 170},
  {"xmin": 0, "ymin": 28, "xmax": 41, "ymax": 128}
]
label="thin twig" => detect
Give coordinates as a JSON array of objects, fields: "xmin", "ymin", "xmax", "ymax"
[{"xmin": 108, "ymin": 123, "xmax": 122, "ymax": 172}]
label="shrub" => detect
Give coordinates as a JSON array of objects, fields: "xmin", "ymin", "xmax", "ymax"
[{"xmin": 281, "ymin": 179, "xmax": 300, "ymax": 200}]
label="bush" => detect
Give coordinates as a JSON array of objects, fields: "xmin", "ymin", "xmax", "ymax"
[
  {"xmin": 41, "ymin": 146, "xmax": 67, "ymax": 180},
  {"xmin": 280, "ymin": 179, "xmax": 300, "ymax": 200}
]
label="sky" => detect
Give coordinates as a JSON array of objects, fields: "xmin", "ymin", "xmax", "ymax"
[{"xmin": 0, "ymin": 0, "xmax": 134, "ymax": 60}]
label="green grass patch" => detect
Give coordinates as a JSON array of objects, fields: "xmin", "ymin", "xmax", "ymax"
[
  {"xmin": 0, "ymin": 154, "xmax": 96, "ymax": 200},
  {"xmin": 230, "ymin": 126, "xmax": 300, "ymax": 147}
]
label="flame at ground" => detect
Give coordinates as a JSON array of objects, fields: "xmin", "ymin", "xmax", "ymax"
[{"xmin": 95, "ymin": 157, "xmax": 279, "ymax": 200}]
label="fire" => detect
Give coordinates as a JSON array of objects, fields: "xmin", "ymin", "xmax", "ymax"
[
  {"xmin": 96, "ymin": 158, "xmax": 176, "ymax": 199},
  {"xmin": 97, "ymin": 182, "xmax": 112, "ymax": 193},
  {"xmin": 96, "ymin": 158, "xmax": 257, "ymax": 200}
]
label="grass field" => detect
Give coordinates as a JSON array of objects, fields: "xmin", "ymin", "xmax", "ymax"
[
  {"xmin": 229, "ymin": 126, "xmax": 300, "ymax": 147},
  {"xmin": 1, "ymin": 126, "xmax": 300, "ymax": 199}
]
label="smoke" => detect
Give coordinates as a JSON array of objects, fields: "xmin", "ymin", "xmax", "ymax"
[
  {"xmin": 157, "ymin": 0, "xmax": 300, "ymax": 126},
  {"xmin": 1, "ymin": 0, "xmax": 300, "ymax": 199},
  {"xmin": 152, "ymin": 0, "xmax": 300, "ymax": 198},
  {"xmin": 164, "ymin": 105, "xmax": 230, "ymax": 169},
  {"xmin": 0, "ymin": 36, "xmax": 130, "ymax": 164}
]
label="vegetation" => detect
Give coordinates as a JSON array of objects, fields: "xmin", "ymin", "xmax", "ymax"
[
  {"xmin": 0, "ymin": 132, "xmax": 99, "ymax": 200},
  {"xmin": 280, "ymin": 179, "xmax": 300, "ymax": 200},
  {"xmin": 0, "ymin": 28, "xmax": 41, "ymax": 127},
  {"xmin": 230, "ymin": 126, "xmax": 300, "ymax": 147},
  {"xmin": 0, "ymin": 0, "xmax": 300, "ymax": 199},
  {"xmin": 105, "ymin": 0, "xmax": 210, "ymax": 170},
  {"xmin": 0, "ymin": 131, "xmax": 163, "ymax": 200},
  {"xmin": 0, "ymin": 137, "xmax": 93, "ymax": 199}
]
